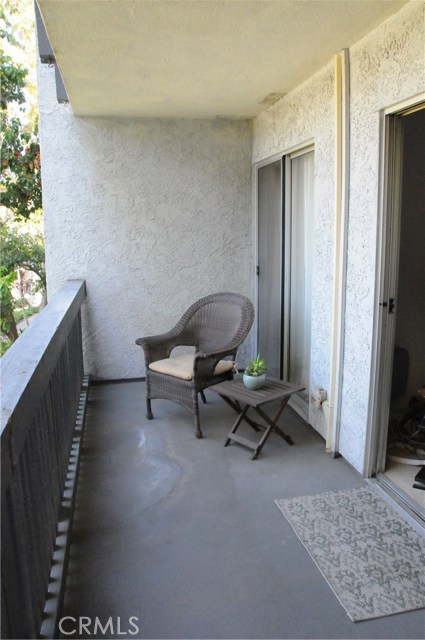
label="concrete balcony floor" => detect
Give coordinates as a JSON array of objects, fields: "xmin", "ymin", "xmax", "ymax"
[{"xmin": 60, "ymin": 381, "xmax": 424, "ymax": 639}]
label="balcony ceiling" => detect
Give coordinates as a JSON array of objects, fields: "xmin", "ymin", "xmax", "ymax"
[{"xmin": 37, "ymin": 0, "xmax": 408, "ymax": 119}]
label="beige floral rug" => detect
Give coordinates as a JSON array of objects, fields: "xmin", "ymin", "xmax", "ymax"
[{"xmin": 275, "ymin": 486, "xmax": 425, "ymax": 621}]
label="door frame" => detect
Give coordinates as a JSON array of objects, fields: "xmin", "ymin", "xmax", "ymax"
[
  {"xmin": 253, "ymin": 151, "xmax": 284, "ymax": 362},
  {"xmin": 364, "ymin": 93, "xmax": 425, "ymax": 478},
  {"xmin": 254, "ymin": 140, "xmax": 314, "ymax": 420}
]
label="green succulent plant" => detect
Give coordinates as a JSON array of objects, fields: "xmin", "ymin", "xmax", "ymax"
[{"xmin": 244, "ymin": 354, "xmax": 266, "ymax": 377}]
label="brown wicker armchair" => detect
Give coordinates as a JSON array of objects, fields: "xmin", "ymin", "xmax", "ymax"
[{"xmin": 136, "ymin": 292, "xmax": 254, "ymax": 438}]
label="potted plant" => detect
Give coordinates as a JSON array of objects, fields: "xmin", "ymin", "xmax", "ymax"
[{"xmin": 243, "ymin": 354, "xmax": 267, "ymax": 390}]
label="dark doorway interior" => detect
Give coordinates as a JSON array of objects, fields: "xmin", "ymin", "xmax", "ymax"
[{"xmin": 385, "ymin": 108, "xmax": 425, "ymax": 505}]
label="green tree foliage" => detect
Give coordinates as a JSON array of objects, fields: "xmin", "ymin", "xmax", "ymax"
[
  {"xmin": 0, "ymin": 52, "xmax": 26, "ymax": 106},
  {"xmin": 0, "ymin": 216, "xmax": 46, "ymax": 347},
  {"xmin": 0, "ymin": 0, "xmax": 45, "ymax": 352},
  {"xmin": 1, "ymin": 220, "xmax": 46, "ymax": 287},
  {"xmin": 0, "ymin": 267, "xmax": 19, "ymax": 343},
  {"xmin": 1, "ymin": 3, "xmax": 41, "ymax": 219},
  {"xmin": 1, "ymin": 54, "xmax": 42, "ymax": 218}
]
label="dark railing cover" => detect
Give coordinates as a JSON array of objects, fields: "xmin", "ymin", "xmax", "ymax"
[{"xmin": 1, "ymin": 280, "xmax": 86, "ymax": 639}]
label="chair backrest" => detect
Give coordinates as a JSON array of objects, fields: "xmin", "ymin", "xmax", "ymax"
[{"xmin": 178, "ymin": 293, "xmax": 254, "ymax": 354}]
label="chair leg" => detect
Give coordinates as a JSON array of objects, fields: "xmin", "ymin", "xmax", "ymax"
[
  {"xmin": 146, "ymin": 398, "xmax": 153, "ymax": 420},
  {"xmin": 194, "ymin": 395, "xmax": 203, "ymax": 438},
  {"xmin": 200, "ymin": 390, "xmax": 207, "ymax": 404},
  {"xmin": 195, "ymin": 413, "xmax": 203, "ymax": 438}
]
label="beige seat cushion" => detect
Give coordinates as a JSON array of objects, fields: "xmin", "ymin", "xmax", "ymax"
[{"xmin": 149, "ymin": 354, "xmax": 234, "ymax": 381}]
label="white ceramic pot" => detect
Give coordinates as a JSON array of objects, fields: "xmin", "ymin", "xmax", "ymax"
[{"xmin": 243, "ymin": 373, "xmax": 266, "ymax": 390}]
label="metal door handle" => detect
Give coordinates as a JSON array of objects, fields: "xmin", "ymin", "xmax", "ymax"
[{"xmin": 379, "ymin": 298, "xmax": 395, "ymax": 313}]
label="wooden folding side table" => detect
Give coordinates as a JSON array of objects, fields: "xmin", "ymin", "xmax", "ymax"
[{"xmin": 211, "ymin": 377, "xmax": 305, "ymax": 460}]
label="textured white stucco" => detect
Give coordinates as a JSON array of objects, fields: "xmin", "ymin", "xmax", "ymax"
[
  {"xmin": 340, "ymin": 0, "xmax": 424, "ymax": 470},
  {"xmin": 38, "ymin": 67, "xmax": 254, "ymax": 379},
  {"xmin": 253, "ymin": 64, "xmax": 335, "ymax": 440},
  {"xmin": 253, "ymin": 0, "xmax": 425, "ymax": 470}
]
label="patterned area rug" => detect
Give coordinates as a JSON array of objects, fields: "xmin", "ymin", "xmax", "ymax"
[{"xmin": 275, "ymin": 486, "xmax": 425, "ymax": 621}]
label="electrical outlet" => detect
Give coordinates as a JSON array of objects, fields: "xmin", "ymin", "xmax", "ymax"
[{"xmin": 311, "ymin": 386, "xmax": 327, "ymax": 408}]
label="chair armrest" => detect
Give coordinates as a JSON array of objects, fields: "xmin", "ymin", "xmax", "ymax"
[
  {"xmin": 135, "ymin": 307, "xmax": 196, "ymax": 364},
  {"xmin": 135, "ymin": 330, "xmax": 180, "ymax": 364},
  {"xmin": 193, "ymin": 348, "xmax": 237, "ymax": 377},
  {"xmin": 197, "ymin": 347, "xmax": 237, "ymax": 360}
]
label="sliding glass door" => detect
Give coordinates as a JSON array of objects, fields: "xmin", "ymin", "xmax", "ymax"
[
  {"xmin": 284, "ymin": 149, "xmax": 314, "ymax": 406},
  {"xmin": 257, "ymin": 147, "xmax": 314, "ymax": 417}
]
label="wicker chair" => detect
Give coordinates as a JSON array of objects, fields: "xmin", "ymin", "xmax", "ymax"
[{"xmin": 136, "ymin": 292, "xmax": 254, "ymax": 438}]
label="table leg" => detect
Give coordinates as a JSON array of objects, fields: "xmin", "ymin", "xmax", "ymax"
[
  {"xmin": 250, "ymin": 424, "xmax": 273, "ymax": 460},
  {"xmin": 255, "ymin": 399, "xmax": 294, "ymax": 445},
  {"xmin": 224, "ymin": 404, "xmax": 250, "ymax": 447},
  {"xmin": 219, "ymin": 395, "xmax": 261, "ymax": 432},
  {"xmin": 249, "ymin": 399, "xmax": 294, "ymax": 459}
]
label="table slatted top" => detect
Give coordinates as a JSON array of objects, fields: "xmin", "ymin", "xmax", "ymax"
[{"xmin": 211, "ymin": 377, "xmax": 305, "ymax": 408}]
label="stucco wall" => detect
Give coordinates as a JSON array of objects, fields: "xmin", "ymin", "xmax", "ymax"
[
  {"xmin": 340, "ymin": 0, "xmax": 424, "ymax": 470},
  {"xmin": 253, "ymin": 0, "xmax": 424, "ymax": 471},
  {"xmin": 38, "ymin": 65, "xmax": 254, "ymax": 379},
  {"xmin": 253, "ymin": 64, "xmax": 335, "ymax": 440}
]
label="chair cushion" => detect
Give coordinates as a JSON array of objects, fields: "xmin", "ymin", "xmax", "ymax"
[{"xmin": 148, "ymin": 354, "xmax": 234, "ymax": 381}]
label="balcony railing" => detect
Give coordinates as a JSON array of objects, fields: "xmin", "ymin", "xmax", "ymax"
[{"xmin": 1, "ymin": 280, "xmax": 87, "ymax": 640}]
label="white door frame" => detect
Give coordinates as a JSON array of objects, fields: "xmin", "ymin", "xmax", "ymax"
[{"xmin": 364, "ymin": 93, "xmax": 425, "ymax": 478}]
